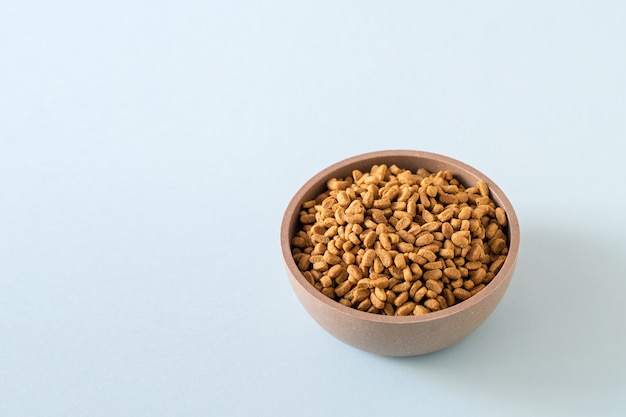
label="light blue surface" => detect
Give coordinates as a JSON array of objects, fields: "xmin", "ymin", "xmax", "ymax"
[{"xmin": 1, "ymin": 1, "xmax": 625, "ymax": 416}]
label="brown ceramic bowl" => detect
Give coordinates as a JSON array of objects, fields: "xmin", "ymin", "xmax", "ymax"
[{"xmin": 280, "ymin": 150, "xmax": 520, "ymax": 356}]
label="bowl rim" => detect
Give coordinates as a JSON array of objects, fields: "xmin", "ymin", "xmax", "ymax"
[{"xmin": 280, "ymin": 149, "xmax": 520, "ymax": 324}]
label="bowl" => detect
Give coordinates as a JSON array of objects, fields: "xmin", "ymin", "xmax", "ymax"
[{"xmin": 280, "ymin": 150, "xmax": 520, "ymax": 356}]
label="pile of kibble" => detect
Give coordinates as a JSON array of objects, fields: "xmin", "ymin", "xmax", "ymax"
[{"xmin": 290, "ymin": 163, "xmax": 509, "ymax": 316}]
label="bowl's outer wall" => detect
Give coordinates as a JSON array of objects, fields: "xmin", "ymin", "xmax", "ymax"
[
  {"xmin": 281, "ymin": 150, "xmax": 520, "ymax": 356},
  {"xmin": 285, "ymin": 259, "xmax": 516, "ymax": 356}
]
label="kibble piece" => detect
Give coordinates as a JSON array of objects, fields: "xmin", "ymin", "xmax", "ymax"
[
  {"xmin": 424, "ymin": 298, "xmax": 441, "ymax": 311},
  {"xmin": 441, "ymin": 222, "xmax": 454, "ymax": 239},
  {"xmin": 409, "ymin": 281, "xmax": 423, "ymax": 297},
  {"xmin": 371, "ymin": 277, "xmax": 390, "ymax": 288},
  {"xmin": 347, "ymin": 264, "xmax": 363, "ymax": 281},
  {"xmin": 335, "ymin": 280, "xmax": 353, "ymax": 297},
  {"xmin": 443, "ymin": 288, "xmax": 455, "ymax": 307},
  {"xmin": 451, "ymin": 231, "xmax": 470, "ymax": 248},
  {"xmin": 421, "ymin": 221, "xmax": 441, "ymax": 232},
  {"xmin": 477, "ymin": 180, "xmax": 489, "ymax": 197},
  {"xmin": 352, "ymin": 287, "xmax": 370, "ymax": 304},
  {"xmin": 439, "ymin": 192, "xmax": 457, "ymax": 205},
  {"xmin": 489, "ymin": 255, "xmax": 507, "ymax": 274},
  {"xmin": 357, "ymin": 298, "xmax": 372, "ymax": 311},
  {"xmin": 415, "ymin": 233, "xmax": 435, "ymax": 247},
  {"xmin": 321, "ymin": 287, "xmax": 335, "ymax": 299},
  {"xmin": 323, "ymin": 251, "xmax": 341, "ymax": 265},
  {"xmin": 443, "ymin": 267, "xmax": 462, "ymax": 280},
  {"xmin": 327, "ymin": 264, "xmax": 344, "ymax": 278},
  {"xmin": 370, "ymin": 292, "xmax": 385, "ymax": 309},
  {"xmin": 393, "ymin": 291, "xmax": 410, "ymax": 307},
  {"xmin": 296, "ymin": 253, "xmax": 311, "ymax": 271},
  {"xmin": 470, "ymin": 267, "xmax": 487, "ymax": 285},
  {"xmin": 379, "ymin": 232, "xmax": 392, "ymax": 250},
  {"xmin": 417, "ymin": 248, "xmax": 437, "ymax": 262},
  {"xmin": 465, "ymin": 261, "xmax": 482, "ymax": 271},
  {"xmin": 424, "ymin": 260, "xmax": 444, "ymax": 270},
  {"xmin": 485, "ymin": 222, "xmax": 500, "ymax": 240},
  {"xmin": 458, "ymin": 206, "xmax": 473, "ymax": 220},
  {"xmin": 423, "ymin": 269, "xmax": 443, "ymax": 281},
  {"xmin": 453, "ymin": 288, "xmax": 472, "ymax": 301},
  {"xmin": 495, "ymin": 207, "xmax": 508, "ymax": 226},
  {"xmin": 338, "ymin": 298, "xmax": 352, "ymax": 307},
  {"xmin": 436, "ymin": 295, "xmax": 448, "ymax": 309},
  {"xmin": 425, "ymin": 279, "xmax": 443, "ymax": 294},
  {"xmin": 409, "ymin": 263, "xmax": 423, "ymax": 278},
  {"xmin": 395, "ymin": 216, "xmax": 411, "ymax": 231},
  {"xmin": 362, "ymin": 230, "xmax": 377, "ymax": 248},
  {"xmin": 413, "ymin": 286, "xmax": 428, "ymax": 303},
  {"xmin": 490, "ymin": 238, "xmax": 507, "ymax": 254},
  {"xmin": 312, "ymin": 260, "xmax": 329, "ymax": 272},
  {"xmin": 470, "ymin": 284, "xmax": 486, "ymax": 296},
  {"xmin": 437, "ymin": 208, "xmax": 455, "ymax": 222},
  {"xmin": 388, "ymin": 265, "xmax": 404, "ymax": 279},
  {"xmin": 397, "ymin": 242, "xmax": 414, "ymax": 253},
  {"xmin": 414, "ymin": 305, "xmax": 430, "ymax": 315},
  {"xmin": 361, "ymin": 249, "xmax": 376, "ymax": 267},
  {"xmin": 292, "ymin": 235, "xmax": 307, "ymax": 248},
  {"xmin": 463, "ymin": 280, "xmax": 475, "ymax": 290},
  {"xmin": 303, "ymin": 271, "xmax": 315, "ymax": 285},
  {"xmin": 402, "ymin": 267, "xmax": 413, "ymax": 281},
  {"xmin": 374, "ymin": 287, "xmax": 387, "ymax": 302},
  {"xmin": 472, "ymin": 206, "xmax": 489, "ymax": 220},
  {"xmin": 375, "ymin": 247, "xmax": 393, "ymax": 268},
  {"xmin": 466, "ymin": 244, "xmax": 484, "ymax": 262},
  {"xmin": 394, "ymin": 253, "xmax": 407, "ymax": 269},
  {"xmin": 396, "ymin": 301, "xmax": 417, "ymax": 316}
]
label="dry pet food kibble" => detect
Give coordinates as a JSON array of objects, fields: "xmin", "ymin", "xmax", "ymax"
[{"xmin": 290, "ymin": 163, "xmax": 510, "ymax": 316}]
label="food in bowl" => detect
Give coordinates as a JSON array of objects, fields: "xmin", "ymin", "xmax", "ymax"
[{"xmin": 289, "ymin": 162, "xmax": 509, "ymax": 316}]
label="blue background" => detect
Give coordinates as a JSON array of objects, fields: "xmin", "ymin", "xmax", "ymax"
[{"xmin": 1, "ymin": 1, "xmax": 625, "ymax": 416}]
